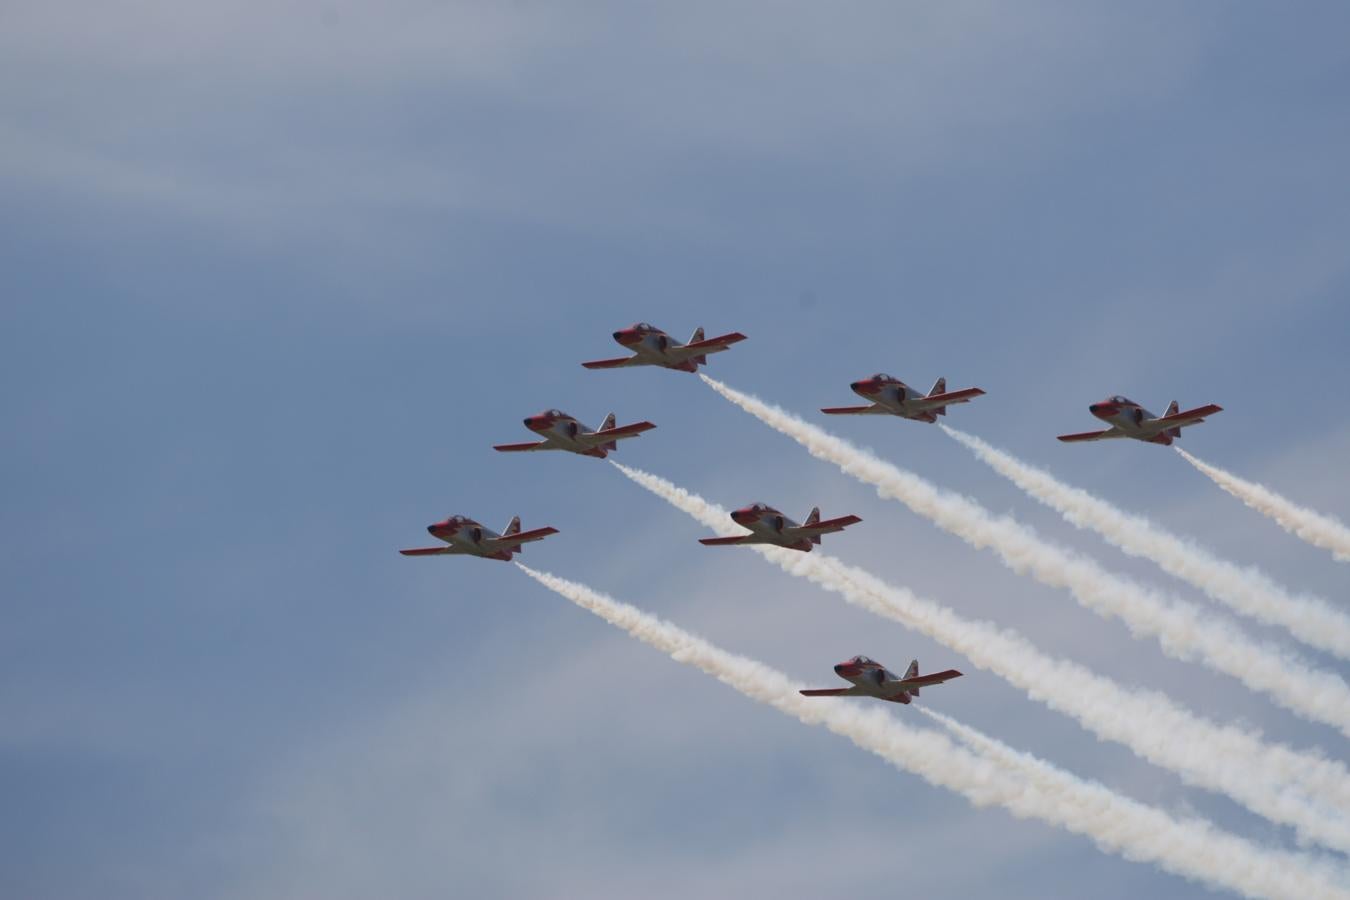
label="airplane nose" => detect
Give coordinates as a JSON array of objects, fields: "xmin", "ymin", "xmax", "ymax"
[
  {"xmin": 613, "ymin": 331, "xmax": 624, "ymax": 340},
  {"xmin": 850, "ymin": 381, "xmax": 861, "ymax": 390},
  {"xmin": 524, "ymin": 417, "xmax": 537, "ymax": 427},
  {"xmin": 730, "ymin": 509, "xmax": 746, "ymax": 523},
  {"xmin": 834, "ymin": 663, "xmax": 846, "ymax": 675},
  {"xmin": 427, "ymin": 524, "xmax": 439, "ymax": 535}
]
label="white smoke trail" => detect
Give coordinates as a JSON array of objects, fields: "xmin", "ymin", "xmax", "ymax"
[
  {"xmin": 942, "ymin": 425, "xmax": 1350, "ymax": 660},
  {"xmin": 610, "ymin": 461, "xmax": 1350, "ymax": 851},
  {"xmin": 1176, "ymin": 447, "xmax": 1350, "ymax": 563},
  {"xmin": 515, "ymin": 563, "xmax": 1350, "ymax": 900},
  {"xmin": 699, "ymin": 374, "xmax": 1350, "ymax": 738}
]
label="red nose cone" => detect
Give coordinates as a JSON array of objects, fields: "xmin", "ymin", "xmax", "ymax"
[
  {"xmin": 852, "ymin": 380, "xmax": 881, "ymax": 396},
  {"xmin": 835, "ymin": 661, "xmax": 861, "ymax": 677},
  {"xmin": 1089, "ymin": 402, "xmax": 1117, "ymax": 418},
  {"xmin": 613, "ymin": 329, "xmax": 640, "ymax": 346},
  {"xmin": 525, "ymin": 415, "xmax": 546, "ymax": 429},
  {"xmin": 730, "ymin": 509, "xmax": 748, "ymax": 524}
]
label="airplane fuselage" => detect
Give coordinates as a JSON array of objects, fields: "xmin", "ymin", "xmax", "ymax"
[
  {"xmin": 426, "ymin": 516, "xmax": 514, "ymax": 560},
  {"xmin": 523, "ymin": 411, "xmax": 610, "ymax": 457},
  {"xmin": 833, "ymin": 658, "xmax": 915, "ymax": 704},
  {"xmin": 851, "ymin": 376, "xmax": 937, "ymax": 422},
  {"xmin": 612, "ymin": 326, "xmax": 699, "ymax": 372},
  {"xmin": 728, "ymin": 504, "xmax": 813, "ymax": 551},
  {"xmin": 1088, "ymin": 396, "xmax": 1173, "ymax": 445}
]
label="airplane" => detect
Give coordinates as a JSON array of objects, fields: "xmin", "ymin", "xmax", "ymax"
[
  {"xmin": 799, "ymin": 656, "xmax": 963, "ymax": 704},
  {"xmin": 494, "ymin": 409, "xmax": 656, "ymax": 459},
  {"xmin": 582, "ymin": 322, "xmax": 747, "ymax": 373},
  {"xmin": 822, "ymin": 373, "xmax": 985, "ymax": 422},
  {"xmin": 399, "ymin": 514, "xmax": 558, "ymax": 561},
  {"xmin": 1057, "ymin": 395, "xmax": 1223, "ymax": 446},
  {"xmin": 698, "ymin": 502, "xmax": 861, "ymax": 552}
]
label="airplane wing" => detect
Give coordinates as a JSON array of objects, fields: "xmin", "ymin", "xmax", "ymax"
[
  {"xmin": 1057, "ymin": 428, "xmax": 1128, "ymax": 442},
  {"xmin": 576, "ymin": 421, "xmax": 657, "ymax": 446},
  {"xmin": 820, "ymin": 405, "xmax": 887, "ymax": 415},
  {"xmin": 784, "ymin": 514, "xmax": 862, "ymax": 540},
  {"xmin": 799, "ymin": 686, "xmax": 866, "ymax": 697},
  {"xmin": 890, "ymin": 669, "xmax": 963, "ymax": 691},
  {"xmin": 482, "ymin": 526, "xmax": 560, "ymax": 551},
  {"xmin": 493, "ymin": 440, "xmax": 550, "ymax": 452},
  {"xmin": 1146, "ymin": 403, "xmax": 1223, "ymax": 430},
  {"xmin": 399, "ymin": 546, "xmax": 456, "ymax": 556},
  {"xmin": 907, "ymin": 388, "xmax": 986, "ymax": 411},
  {"xmin": 581, "ymin": 355, "xmax": 644, "ymax": 369},
  {"xmin": 698, "ymin": 535, "xmax": 755, "ymax": 546},
  {"xmin": 666, "ymin": 331, "xmax": 748, "ymax": 359}
]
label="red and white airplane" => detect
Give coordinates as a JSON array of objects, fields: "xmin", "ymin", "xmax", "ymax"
[
  {"xmin": 698, "ymin": 502, "xmax": 862, "ymax": 552},
  {"xmin": 800, "ymin": 656, "xmax": 963, "ymax": 704},
  {"xmin": 822, "ymin": 374, "xmax": 985, "ymax": 422},
  {"xmin": 582, "ymin": 322, "xmax": 747, "ymax": 373},
  {"xmin": 494, "ymin": 409, "xmax": 656, "ymax": 459},
  {"xmin": 1057, "ymin": 395, "xmax": 1223, "ymax": 446},
  {"xmin": 399, "ymin": 514, "xmax": 558, "ymax": 562}
]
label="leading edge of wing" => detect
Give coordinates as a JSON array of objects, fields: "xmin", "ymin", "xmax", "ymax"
[
  {"xmin": 699, "ymin": 535, "xmax": 752, "ymax": 546},
  {"xmin": 909, "ymin": 387, "xmax": 986, "ymax": 410},
  {"xmin": 799, "ymin": 687, "xmax": 856, "ymax": 697},
  {"xmin": 894, "ymin": 669, "xmax": 963, "ymax": 690},
  {"xmin": 1057, "ymin": 429, "xmax": 1123, "ymax": 442},
  {"xmin": 821, "ymin": 405, "xmax": 885, "ymax": 415},
  {"xmin": 581, "ymin": 356, "xmax": 642, "ymax": 369},
  {"xmin": 1154, "ymin": 403, "xmax": 1223, "ymax": 426},
  {"xmin": 493, "ymin": 441, "xmax": 549, "ymax": 452},
  {"xmin": 399, "ymin": 546, "xmax": 454, "ymax": 556},
  {"xmin": 681, "ymin": 331, "xmax": 748, "ymax": 353},
  {"xmin": 594, "ymin": 421, "xmax": 657, "ymax": 438},
  {"xmin": 790, "ymin": 514, "xmax": 862, "ymax": 538}
]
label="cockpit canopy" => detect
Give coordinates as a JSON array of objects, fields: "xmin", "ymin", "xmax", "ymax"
[
  {"xmin": 750, "ymin": 502, "xmax": 769, "ymax": 512},
  {"xmin": 852, "ymin": 655, "xmax": 874, "ymax": 665},
  {"xmin": 632, "ymin": 322, "xmax": 656, "ymax": 332},
  {"xmin": 546, "ymin": 408, "xmax": 564, "ymax": 417},
  {"xmin": 1109, "ymin": 395, "xmax": 1135, "ymax": 405},
  {"xmin": 872, "ymin": 373, "xmax": 897, "ymax": 382}
]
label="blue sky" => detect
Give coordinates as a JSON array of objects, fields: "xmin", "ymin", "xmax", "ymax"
[{"xmin": 3, "ymin": 3, "xmax": 1349, "ymax": 897}]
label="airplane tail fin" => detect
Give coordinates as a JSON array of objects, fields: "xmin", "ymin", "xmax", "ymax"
[
  {"xmin": 689, "ymin": 326, "xmax": 704, "ymax": 345},
  {"xmin": 1164, "ymin": 401, "xmax": 1181, "ymax": 439},
  {"xmin": 929, "ymin": 378, "xmax": 948, "ymax": 415},
  {"xmin": 904, "ymin": 659, "xmax": 920, "ymax": 696},
  {"xmin": 805, "ymin": 506, "xmax": 822, "ymax": 543},
  {"xmin": 503, "ymin": 516, "xmax": 521, "ymax": 537},
  {"xmin": 599, "ymin": 412, "xmax": 616, "ymax": 432}
]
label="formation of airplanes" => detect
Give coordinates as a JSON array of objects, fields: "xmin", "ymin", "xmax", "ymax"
[{"xmin": 401, "ymin": 321, "xmax": 1226, "ymax": 708}]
